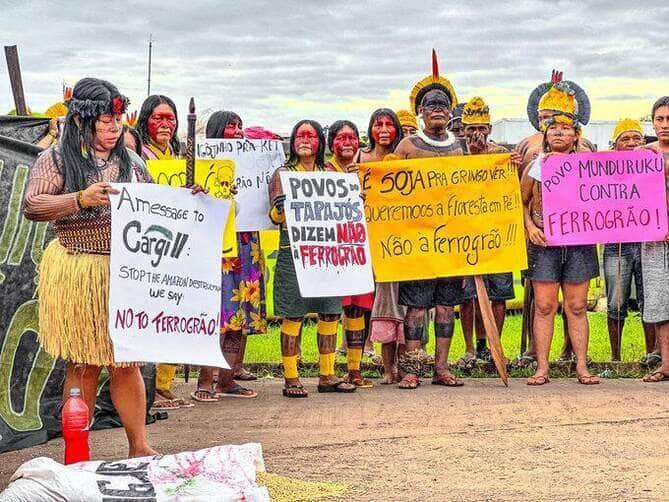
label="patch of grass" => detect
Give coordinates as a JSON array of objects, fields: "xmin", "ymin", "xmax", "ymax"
[{"xmin": 245, "ymin": 311, "xmax": 648, "ymax": 364}]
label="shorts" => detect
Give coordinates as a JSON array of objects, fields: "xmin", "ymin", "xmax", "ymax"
[
  {"xmin": 369, "ymin": 319, "xmax": 405, "ymax": 344},
  {"xmin": 342, "ymin": 292, "xmax": 375, "ymax": 311},
  {"xmin": 603, "ymin": 243, "xmax": 643, "ymax": 320},
  {"xmin": 527, "ymin": 242, "xmax": 599, "ymax": 283},
  {"xmin": 641, "ymin": 241, "xmax": 669, "ymax": 323},
  {"xmin": 399, "ymin": 278, "xmax": 464, "ymax": 309},
  {"xmin": 463, "ymin": 273, "xmax": 515, "ymax": 302}
]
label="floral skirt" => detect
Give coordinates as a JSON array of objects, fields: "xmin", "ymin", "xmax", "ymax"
[{"xmin": 220, "ymin": 232, "xmax": 267, "ymax": 334}]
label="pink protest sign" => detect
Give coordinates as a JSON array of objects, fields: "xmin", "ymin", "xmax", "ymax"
[{"xmin": 541, "ymin": 149, "xmax": 667, "ymax": 245}]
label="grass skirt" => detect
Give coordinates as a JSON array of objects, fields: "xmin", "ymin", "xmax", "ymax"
[{"xmin": 37, "ymin": 240, "xmax": 136, "ymax": 367}]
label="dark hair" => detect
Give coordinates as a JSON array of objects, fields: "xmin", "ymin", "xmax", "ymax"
[
  {"xmin": 287, "ymin": 119, "xmax": 326, "ymax": 169},
  {"xmin": 60, "ymin": 77, "xmax": 132, "ymax": 192},
  {"xmin": 123, "ymin": 125, "xmax": 143, "ymax": 156},
  {"xmin": 205, "ymin": 110, "xmax": 242, "ymax": 139},
  {"xmin": 651, "ymin": 96, "xmax": 669, "ymax": 119},
  {"xmin": 365, "ymin": 108, "xmax": 403, "ymax": 152},
  {"xmin": 327, "ymin": 120, "xmax": 359, "ymax": 151},
  {"xmin": 542, "ymin": 116, "xmax": 580, "ymax": 153},
  {"xmin": 136, "ymin": 94, "xmax": 180, "ymax": 154}
]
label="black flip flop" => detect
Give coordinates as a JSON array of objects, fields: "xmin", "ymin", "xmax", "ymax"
[
  {"xmin": 283, "ymin": 384, "xmax": 308, "ymax": 398},
  {"xmin": 317, "ymin": 381, "xmax": 356, "ymax": 393}
]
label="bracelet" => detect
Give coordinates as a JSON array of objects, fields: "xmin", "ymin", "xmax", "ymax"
[{"xmin": 77, "ymin": 190, "xmax": 88, "ymax": 209}]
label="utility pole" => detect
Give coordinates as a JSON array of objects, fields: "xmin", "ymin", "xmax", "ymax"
[
  {"xmin": 147, "ymin": 34, "xmax": 153, "ymax": 97},
  {"xmin": 4, "ymin": 45, "xmax": 27, "ymax": 115}
]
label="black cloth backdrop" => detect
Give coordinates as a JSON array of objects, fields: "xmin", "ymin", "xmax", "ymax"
[{"xmin": 0, "ymin": 116, "xmax": 156, "ymax": 454}]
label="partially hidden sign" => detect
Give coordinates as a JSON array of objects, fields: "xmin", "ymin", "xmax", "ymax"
[
  {"xmin": 108, "ymin": 183, "xmax": 230, "ymax": 367},
  {"xmin": 280, "ymin": 171, "xmax": 374, "ymax": 297},
  {"xmin": 146, "ymin": 159, "xmax": 237, "ymax": 257},
  {"xmin": 362, "ymin": 154, "xmax": 527, "ymax": 282},
  {"xmin": 540, "ymin": 150, "xmax": 667, "ymax": 245}
]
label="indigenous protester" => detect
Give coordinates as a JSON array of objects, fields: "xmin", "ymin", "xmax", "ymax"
[
  {"xmin": 136, "ymin": 95, "xmax": 190, "ymax": 410},
  {"xmin": 136, "ymin": 94, "xmax": 181, "ymax": 160},
  {"xmin": 326, "ymin": 120, "xmax": 373, "ymax": 388},
  {"xmin": 355, "ymin": 109, "xmax": 407, "ymax": 384},
  {"xmin": 604, "ymin": 119, "xmax": 657, "ymax": 363},
  {"xmin": 122, "ymin": 111, "xmax": 142, "ymax": 157},
  {"xmin": 521, "ymin": 77, "xmax": 600, "ymax": 386},
  {"xmin": 640, "ymin": 97, "xmax": 669, "ymax": 382},
  {"xmin": 393, "ymin": 51, "xmax": 465, "ymax": 389},
  {"xmin": 514, "ymin": 70, "xmax": 595, "ymax": 368},
  {"xmin": 192, "ymin": 110, "xmax": 263, "ymax": 402},
  {"xmin": 447, "ymin": 103, "xmax": 465, "ymax": 141},
  {"xmin": 23, "ymin": 78, "xmax": 157, "ymax": 457},
  {"xmin": 396, "ymin": 109, "xmax": 418, "ymax": 137},
  {"xmin": 37, "ymin": 88, "xmax": 72, "ymax": 149},
  {"xmin": 458, "ymin": 97, "xmax": 516, "ymax": 368},
  {"xmin": 268, "ymin": 119, "xmax": 356, "ymax": 397}
]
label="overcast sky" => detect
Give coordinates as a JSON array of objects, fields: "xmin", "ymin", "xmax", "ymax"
[{"xmin": 2, "ymin": 0, "xmax": 668, "ymax": 134}]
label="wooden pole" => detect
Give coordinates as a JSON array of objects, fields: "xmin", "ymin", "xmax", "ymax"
[
  {"xmin": 4, "ymin": 45, "xmax": 27, "ymax": 115},
  {"xmin": 474, "ymin": 275, "xmax": 509, "ymax": 386},
  {"xmin": 147, "ymin": 34, "xmax": 153, "ymax": 97},
  {"xmin": 186, "ymin": 97, "xmax": 196, "ymax": 185},
  {"xmin": 520, "ymin": 277, "xmax": 533, "ymax": 354}
]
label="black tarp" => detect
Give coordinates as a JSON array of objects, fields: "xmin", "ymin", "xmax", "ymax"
[{"xmin": 0, "ymin": 116, "xmax": 157, "ymax": 454}]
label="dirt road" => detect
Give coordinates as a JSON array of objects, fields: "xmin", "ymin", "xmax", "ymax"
[{"xmin": 1, "ymin": 378, "xmax": 667, "ymax": 501}]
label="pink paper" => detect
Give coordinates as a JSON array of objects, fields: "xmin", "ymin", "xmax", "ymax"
[{"xmin": 541, "ymin": 149, "xmax": 667, "ymax": 245}]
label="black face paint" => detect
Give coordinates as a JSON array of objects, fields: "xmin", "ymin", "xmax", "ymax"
[{"xmin": 421, "ymin": 90, "xmax": 451, "ymax": 112}]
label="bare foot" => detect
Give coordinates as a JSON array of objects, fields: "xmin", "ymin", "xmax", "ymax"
[
  {"xmin": 156, "ymin": 389, "xmax": 177, "ymax": 401},
  {"xmin": 128, "ymin": 445, "xmax": 159, "ymax": 458},
  {"xmin": 527, "ymin": 372, "xmax": 550, "ymax": 386},
  {"xmin": 380, "ymin": 373, "xmax": 396, "ymax": 385}
]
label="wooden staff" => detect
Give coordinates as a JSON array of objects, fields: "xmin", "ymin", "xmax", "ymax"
[
  {"xmin": 520, "ymin": 276, "xmax": 533, "ymax": 354},
  {"xmin": 186, "ymin": 97, "xmax": 196, "ymax": 185},
  {"xmin": 474, "ymin": 275, "xmax": 509, "ymax": 386},
  {"xmin": 4, "ymin": 45, "xmax": 27, "ymax": 115}
]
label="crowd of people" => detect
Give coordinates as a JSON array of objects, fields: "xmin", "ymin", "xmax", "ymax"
[{"xmin": 21, "ymin": 51, "xmax": 669, "ymax": 457}]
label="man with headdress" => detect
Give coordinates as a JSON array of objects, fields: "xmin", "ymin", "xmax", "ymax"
[
  {"xmin": 36, "ymin": 87, "xmax": 73, "ymax": 149},
  {"xmin": 396, "ymin": 109, "xmax": 418, "ymax": 137},
  {"xmin": 447, "ymin": 103, "xmax": 466, "ymax": 148},
  {"xmin": 393, "ymin": 50, "xmax": 465, "ymax": 389},
  {"xmin": 458, "ymin": 97, "xmax": 515, "ymax": 366},
  {"xmin": 604, "ymin": 119, "xmax": 658, "ymax": 364}
]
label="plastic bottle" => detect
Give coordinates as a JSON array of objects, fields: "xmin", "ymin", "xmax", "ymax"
[{"xmin": 62, "ymin": 387, "xmax": 90, "ymax": 464}]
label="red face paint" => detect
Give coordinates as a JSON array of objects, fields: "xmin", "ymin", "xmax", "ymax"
[
  {"xmin": 332, "ymin": 126, "xmax": 359, "ymax": 160},
  {"xmin": 223, "ymin": 120, "xmax": 243, "ymax": 139},
  {"xmin": 293, "ymin": 124, "xmax": 320, "ymax": 156},
  {"xmin": 371, "ymin": 115, "xmax": 397, "ymax": 146},
  {"xmin": 147, "ymin": 104, "xmax": 177, "ymax": 145}
]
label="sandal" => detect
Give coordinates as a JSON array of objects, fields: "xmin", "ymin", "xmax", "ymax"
[
  {"xmin": 431, "ymin": 373, "xmax": 464, "ymax": 387},
  {"xmin": 234, "ymin": 368, "xmax": 258, "ymax": 381},
  {"xmin": 347, "ymin": 375, "xmax": 374, "ymax": 388},
  {"xmin": 190, "ymin": 389, "xmax": 219, "ymax": 402},
  {"xmin": 282, "ymin": 383, "xmax": 308, "ymax": 398},
  {"xmin": 173, "ymin": 398, "xmax": 194, "ymax": 409},
  {"xmin": 317, "ymin": 380, "xmax": 357, "ymax": 393},
  {"xmin": 640, "ymin": 353, "xmax": 662, "ymax": 368},
  {"xmin": 576, "ymin": 374, "xmax": 600, "ymax": 385},
  {"xmin": 151, "ymin": 399, "xmax": 180, "ymax": 410},
  {"xmin": 527, "ymin": 374, "xmax": 550, "ymax": 386},
  {"xmin": 398, "ymin": 374, "xmax": 420, "ymax": 389},
  {"xmin": 642, "ymin": 371, "xmax": 669, "ymax": 383},
  {"xmin": 216, "ymin": 384, "xmax": 258, "ymax": 398}
]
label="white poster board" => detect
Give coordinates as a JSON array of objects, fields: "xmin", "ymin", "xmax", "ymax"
[
  {"xmin": 197, "ymin": 139, "xmax": 284, "ymax": 231},
  {"xmin": 109, "ymin": 183, "xmax": 230, "ymax": 367},
  {"xmin": 280, "ymin": 171, "xmax": 374, "ymax": 297}
]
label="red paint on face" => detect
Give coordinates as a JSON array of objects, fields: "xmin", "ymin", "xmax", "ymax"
[
  {"xmin": 147, "ymin": 103, "xmax": 177, "ymax": 145},
  {"xmin": 371, "ymin": 115, "xmax": 397, "ymax": 146},
  {"xmin": 332, "ymin": 126, "xmax": 359, "ymax": 160},
  {"xmin": 223, "ymin": 120, "xmax": 243, "ymax": 139},
  {"xmin": 293, "ymin": 123, "xmax": 320, "ymax": 156}
]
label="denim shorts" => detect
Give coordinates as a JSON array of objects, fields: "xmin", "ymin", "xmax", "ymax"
[
  {"xmin": 603, "ymin": 243, "xmax": 643, "ymax": 320},
  {"xmin": 463, "ymin": 273, "xmax": 515, "ymax": 302},
  {"xmin": 527, "ymin": 242, "xmax": 599, "ymax": 283},
  {"xmin": 399, "ymin": 278, "xmax": 464, "ymax": 309}
]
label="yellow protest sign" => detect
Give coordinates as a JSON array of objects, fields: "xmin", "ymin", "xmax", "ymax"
[
  {"xmin": 146, "ymin": 159, "xmax": 237, "ymax": 257},
  {"xmin": 361, "ymin": 154, "xmax": 527, "ymax": 282}
]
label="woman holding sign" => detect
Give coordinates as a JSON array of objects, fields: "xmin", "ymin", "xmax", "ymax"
[
  {"xmin": 639, "ymin": 97, "xmax": 669, "ymax": 383},
  {"xmin": 23, "ymin": 78, "xmax": 158, "ymax": 457},
  {"xmin": 520, "ymin": 79, "xmax": 600, "ymax": 386},
  {"xmin": 192, "ymin": 111, "xmax": 262, "ymax": 401},
  {"xmin": 268, "ymin": 119, "xmax": 356, "ymax": 397}
]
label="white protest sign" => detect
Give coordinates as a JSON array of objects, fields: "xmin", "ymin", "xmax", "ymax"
[
  {"xmin": 280, "ymin": 171, "xmax": 374, "ymax": 297},
  {"xmin": 197, "ymin": 138, "xmax": 285, "ymax": 231},
  {"xmin": 109, "ymin": 183, "xmax": 230, "ymax": 367}
]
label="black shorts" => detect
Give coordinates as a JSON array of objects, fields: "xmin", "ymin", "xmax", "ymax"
[
  {"xmin": 463, "ymin": 273, "xmax": 515, "ymax": 302},
  {"xmin": 527, "ymin": 243, "xmax": 599, "ymax": 283},
  {"xmin": 399, "ymin": 278, "xmax": 464, "ymax": 309}
]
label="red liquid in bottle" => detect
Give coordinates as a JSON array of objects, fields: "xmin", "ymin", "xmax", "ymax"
[{"xmin": 62, "ymin": 388, "xmax": 90, "ymax": 464}]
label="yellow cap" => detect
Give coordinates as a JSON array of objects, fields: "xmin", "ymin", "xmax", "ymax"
[
  {"xmin": 461, "ymin": 96, "xmax": 490, "ymax": 126},
  {"xmin": 612, "ymin": 118, "xmax": 643, "ymax": 143},
  {"xmin": 396, "ymin": 109, "xmax": 418, "ymax": 129}
]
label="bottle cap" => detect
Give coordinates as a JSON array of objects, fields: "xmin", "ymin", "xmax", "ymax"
[{"xmin": 69, "ymin": 388, "xmax": 81, "ymax": 397}]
